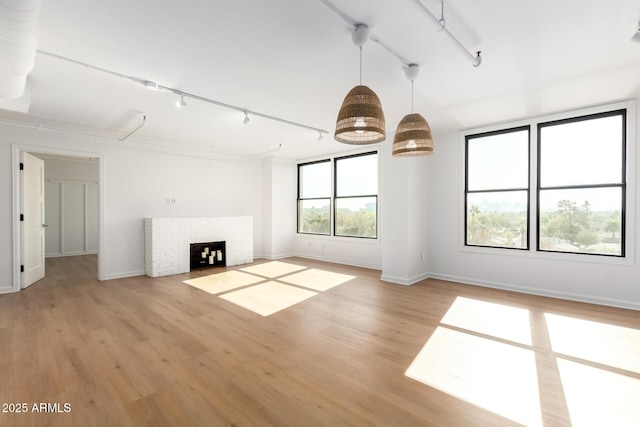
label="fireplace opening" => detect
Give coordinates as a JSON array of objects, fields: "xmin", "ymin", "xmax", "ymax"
[{"xmin": 190, "ymin": 241, "xmax": 226, "ymax": 271}]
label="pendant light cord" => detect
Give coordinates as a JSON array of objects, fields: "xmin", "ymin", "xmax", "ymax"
[
  {"xmin": 411, "ymin": 79, "xmax": 414, "ymax": 113},
  {"xmin": 359, "ymin": 46, "xmax": 363, "ymax": 85}
]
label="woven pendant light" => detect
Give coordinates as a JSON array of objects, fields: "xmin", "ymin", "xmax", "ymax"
[
  {"xmin": 335, "ymin": 24, "xmax": 386, "ymax": 145},
  {"xmin": 335, "ymin": 85, "xmax": 386, "ymax": 144},
  {"xmin": 392, "ymin": 64, "xmax": 434, "ymax": 157},
  {"xmin": 392, "ymin": 113, "xmax": 434, "ymax": 156}
]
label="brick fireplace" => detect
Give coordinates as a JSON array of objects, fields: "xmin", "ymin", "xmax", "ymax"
[{"xmin": 144, "ymin": 216, "xmax": 253, "ymax": 277}]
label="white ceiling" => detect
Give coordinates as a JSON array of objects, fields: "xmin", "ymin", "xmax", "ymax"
[{"xmin": 2, "ymin": 0, "xmax": 640, "ymax": 160}]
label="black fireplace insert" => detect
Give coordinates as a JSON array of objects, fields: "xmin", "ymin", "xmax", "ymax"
[{"xmin": 190, "ymin": 241, "xmax": 226, "ymax": 271}]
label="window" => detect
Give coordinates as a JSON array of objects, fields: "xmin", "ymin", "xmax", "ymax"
[
  {"xmin": 297, "ymin": 151, "xmax": 378, "ymax": 238},
  {"xmin": 464, "ymin": 106, "xmax": 627, "ymax": 258},
  {"xmin": 297, "ymin": 160, "xmax": 331, "ymax": 235},
  {"xmin": 538, "ymin": 110, "xmax": 625, "ymax": 256},
  {"xmin": 465, "ymin": 127, "xmax": 530, "ymax": 249},
  {"xmin": 335, "ymin": 153, "xmax": 378, "ymax": 238}
]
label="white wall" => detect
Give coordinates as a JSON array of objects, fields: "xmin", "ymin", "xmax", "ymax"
[
  {"xmin": 261, "ymin": 157, "xmax": 296, "ymax": 259},
  {"xmin": 42, "ymin": 156, "xmax": 99, "ymax": 257},
  {"xmin": 43, "ymin": 156, "xmax": 99, "ymax": 181},
  {"xmin": 0, "ymin": 123, "xmax": 263, "ymax": 292},
  {"xmin": 380, "ymin": 142, "xmax": 430, "ymax": 284},
  {"xmin": 261, "ymin": 158, "xmax": 273, "ymax": 258},
  {"xmin": 294, "ymin": 234, "xmax": 382, "ymax": 269},
  {"xmin": 427, "ymin": 102, "xmax": 640, "ymax": 310},
  {"xmin": 0, "ymin": 136, "xmax": 12, "ymax": 292}
]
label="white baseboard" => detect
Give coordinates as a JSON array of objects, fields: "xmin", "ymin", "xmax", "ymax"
[
  {"xmin": 429, "ymin": 271, "xmax": 640, "ymax": 311},
  {"xmin": 104, "ymin": 270, "xmax": 145, "ymax": 281},
  {"xmin": 257, "ymin": 252, "xmax": 296, "ymax": 260},
  {"xmin": 46, "ymin": 251, "xmax": 98, "ymax": 258},
  {"xmin": 380, "ymin": 272, "xmax": 430, "ymax": 286},
  {"xmin": 0, "ymin": 286, "xmax": 15, "ymax": 295},
  {"xmin": 293, "ymin": 254, "xmax": 381, "ymax": 271}
]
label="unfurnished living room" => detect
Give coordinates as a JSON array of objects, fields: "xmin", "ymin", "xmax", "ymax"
[{"xmin": 1, "ymin": 1, "xmax": 640, "ymax": 426}]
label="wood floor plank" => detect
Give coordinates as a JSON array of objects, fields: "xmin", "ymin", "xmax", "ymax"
[
  {"xmin": 1, "ymin": 255, "xmax": 639, "ymax": 427},
  {"xmin": 0, "ymin": 328, "xmax": 14, "ymax": 399},
  {"xmin": 12, "ymin": 326, "xmax": 65, "ymax": 403},
  {"xmin": 126, "ymin": 390, "xmax": 196, "ymax": 427}
]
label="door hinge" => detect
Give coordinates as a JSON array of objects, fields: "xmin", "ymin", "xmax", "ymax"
[
  {"xmin": 19, "ymin": 162, "xmax": 24, "ymax": 170},
  {"xmin": 20, "ymin": 214, "xmax": 24, "ymax": 222},
  {"xmin": 20, "ymin": 265, "xmax": 24, "ymax": 273}
]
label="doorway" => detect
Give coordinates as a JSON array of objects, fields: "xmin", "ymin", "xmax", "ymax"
[{"xmin": 12, "ymin": 145, "xmax": 104, "ymax": 291}]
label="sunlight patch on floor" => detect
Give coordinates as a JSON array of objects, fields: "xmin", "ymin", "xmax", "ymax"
[
  {"xmin": 441, "ymin": 296, "xmax": 532, "ymax": 345},
  {"xmin": 219, "ymin": 282, "xmax": 318, "ymax": 316},
  {"xmin": 279, "ymin": 268, "xmax": 356, "ymax": 291},
  {"xmin": 405, "ymin": 326, "xmax": 542, "ymax": 427},
  {"xmin": 545, "ymin": 313, "xmax": 640, "ymax": 374},
  {"xmin": 557, "ymin": 358, "xmax": 640, "ymax": 427},
  {"xmin": 182, "ymin": 271, "xmax": 263, "ymax": 294},
  {"xmin": 239, "ymin": 261, "xmax": 306, "ymax": 278},
  {"xmin": 184, "ymin": 262, "xmax": 353, "ymax": 316}
]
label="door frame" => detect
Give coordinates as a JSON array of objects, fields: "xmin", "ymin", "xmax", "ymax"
[
  {"xmin": 20, "ymin": 152, "xmax": 46, "ymax": 288},
  {"xmin": 11, "ymin": 144, "xmax": 105, "ymax": 291}
]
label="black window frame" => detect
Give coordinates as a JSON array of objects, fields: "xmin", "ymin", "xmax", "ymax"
[
  {"xmin": 297, "ymin": 159, "xmax": 332, "ymax": 236},
  {"xmin": 334, "ymin": 151, "xmax": 378, "ymax": 239},
  {"xmin": 297, "ymin": 151, "xmax": 378, "ymax": 239},
  {"xmin": 463, "ymin": 107, "xmax": 628, "ymax": 259},
  {"xmin": 464, "ymin": 126, "xmax": 531, "ymax": 250},
  {"xmin": 536, "ymin": 109, "xmax": 626, "ymax": 257}
]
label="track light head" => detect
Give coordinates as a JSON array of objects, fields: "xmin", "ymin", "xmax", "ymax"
[
  {"xmin": 243, "ymin": 111, "xmax": 250, "ymax": 124},
  {"xmin": 145, "ymin": 81, "xmax": 159, "ymax": 90},
  {"xmin": 176, "ymin": 95, "xmax": 187, "ymax": 108}
]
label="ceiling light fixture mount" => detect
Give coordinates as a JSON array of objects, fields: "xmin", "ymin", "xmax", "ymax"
[
  {"xmin": 334, "ymin": 24, "xmax": 386, "ymax": 145},
  {"xmin": 392, "ymin": 64, "xmax": 434, "ymax": 157},
  {"xmin": 120, "ymin": 114, "xmax": 148, "ymax": 142}
]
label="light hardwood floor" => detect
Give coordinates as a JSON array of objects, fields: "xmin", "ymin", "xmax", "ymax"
[{"xmin": 0, "ymin": 255, "xmax": 638, "ymax": 426}]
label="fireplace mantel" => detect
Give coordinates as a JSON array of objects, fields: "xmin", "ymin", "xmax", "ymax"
[{"xmin": 144, "ymin": 216, "xmax": 253, "ymax": 277}]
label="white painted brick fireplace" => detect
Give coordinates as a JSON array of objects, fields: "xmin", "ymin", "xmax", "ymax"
[{"xmin": 144, "ymin": 216, "xmax": 253, "ymax": 277}]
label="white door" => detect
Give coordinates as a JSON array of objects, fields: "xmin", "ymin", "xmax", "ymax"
[{"xmin": 21, "ymin": 152, "xmax": 46, "ymax": 288}]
